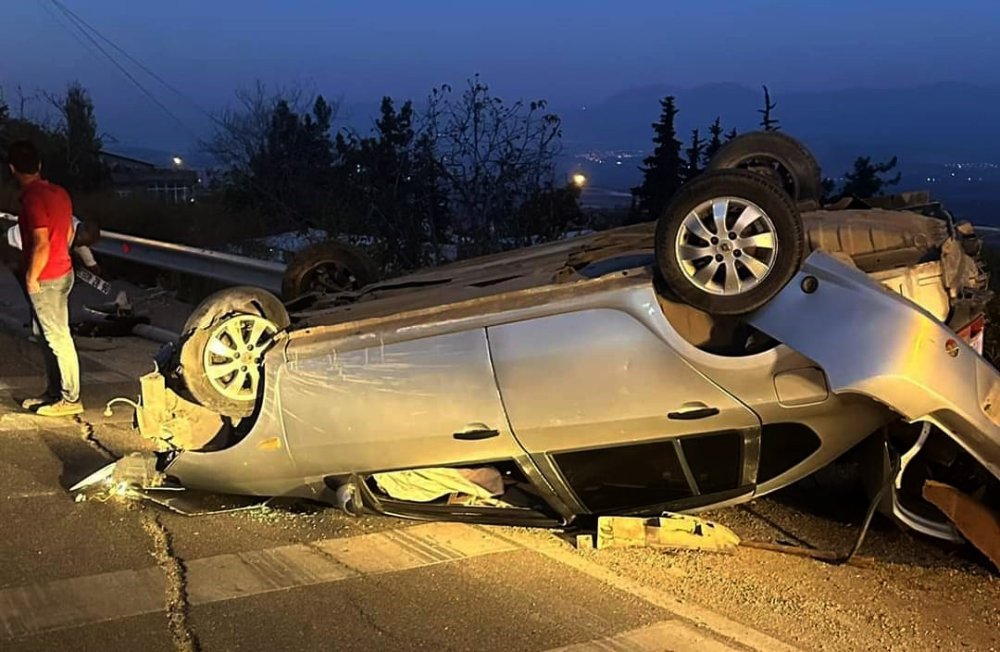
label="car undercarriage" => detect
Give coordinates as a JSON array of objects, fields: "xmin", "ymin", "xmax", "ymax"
[{"xmin": 74, "ymin": 132, "xmax": 1000, "ymax": 568}]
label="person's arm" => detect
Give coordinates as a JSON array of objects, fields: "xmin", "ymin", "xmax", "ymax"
[
  {"xmin": 74, "ymin": 244, "xmax": 99, "ymax": 271},
  {"xmin": 21, "ymin": 194, "xmax": 49, "ymax": 294},
  {"xmin": 26, "ymin": 227, "xmax": 50, "ymax": 294}
]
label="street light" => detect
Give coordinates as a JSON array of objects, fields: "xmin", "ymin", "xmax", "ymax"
[
  {"xmin": 172, "ymin": 155, "xmax": 184, "ymax": 168},
  {"xmin": 571, "ymin": 173, "xmax": 587, "ymax": 188}
]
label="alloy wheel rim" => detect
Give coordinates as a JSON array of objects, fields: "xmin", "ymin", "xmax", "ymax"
[
  {"xmin": 674, "ymin": 196, "xmax": 778, "ymax": 296},
  {"xmin": 203, "ymin": 314, "xmax": 277, "ymax": 401}
]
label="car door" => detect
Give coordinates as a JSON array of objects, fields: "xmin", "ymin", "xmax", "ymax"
[
  {"xmin": 279, "ymin": 328, "xmax": 528, "ymax": 477},
  {"xmin": 488, "ymin": 307, "xmax": 760, "ymax": 513}
]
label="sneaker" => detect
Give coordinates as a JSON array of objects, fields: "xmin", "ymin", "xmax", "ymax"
[
  {"xmin": 36, "ymin": 400, "xmax": 84, "ymax": 417},
  {"xmin": 21, "ymin": 395, "xmax": 58, "ymax": 410}
]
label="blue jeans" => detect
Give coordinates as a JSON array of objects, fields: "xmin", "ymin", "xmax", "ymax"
[{"xmin": 28, "ymin": 273, "xmax": 81, "ymax": 403}]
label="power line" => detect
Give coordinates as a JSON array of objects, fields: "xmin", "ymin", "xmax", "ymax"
[
  {"xmin": 39, "ymin": 0, "xmax": 107, "ymax": 72},
  {"xmin": 48, "ymin": 0, "xmax": 221, "ymax": 127},
  {"xmin": 39, "ymin": 1, "xmax": 315, "ymax": 229},
  {"xmin": 41, "ymin": 0, "xmax": 198, "ymax": 138}
]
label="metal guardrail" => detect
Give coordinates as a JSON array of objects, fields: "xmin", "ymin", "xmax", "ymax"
[
  {"xmin": 90, "ymin": 231, "xmax": 285, "ymax": 293},
  {"xmin": 1, "ymin": 213, "xmax": 285, "ymax": 294}
]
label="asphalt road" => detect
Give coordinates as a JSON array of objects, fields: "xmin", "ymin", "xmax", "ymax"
[{"xmin": 0, "ymin": 273, "xmax": 996, "ymax": 652}]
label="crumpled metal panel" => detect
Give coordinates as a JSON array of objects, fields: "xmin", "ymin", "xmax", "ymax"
[{"xmin": 749, "ymin": 251, "xmax": 1000, "ymax": 480}]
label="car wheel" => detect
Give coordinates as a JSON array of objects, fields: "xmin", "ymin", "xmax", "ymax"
[
  {"xmin": 708, "ymin": 131, "xmax": 822, "ymax": 205},
  {"xmin": 655, "ymin": 169, "xmax": 804, "ymax": 315},
  {"xmin": 281, "ymin": 240, "xmax": 380, "ymax": 301},
  {"xmin": 178, "ymin": 286, "xmax": 290, "ymax": 418}
]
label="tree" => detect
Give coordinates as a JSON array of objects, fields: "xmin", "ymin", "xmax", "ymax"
[
  {"xmin": 508, "ymin": 183, "xmax": 586, "ymax": 249},
  {"xmin": 430, "ymin": 75, "xmax": 564, "ymax": 255},
  {"xmin": 702, "ymin": 117, "xmax": 724, "ymax": 166},
  {"xmin": 0, "ymin": 89, "xmax": 9, "ymax": 159},
  {"xmin": 684, "ymin": 128, "xmax": 704, "ymax": 181},
  {"xmin": 334, "ymin": 97, "xmax": 448, "ymax": 271},
  {"xmin": 0, "ymin": 82, "xmax": 108, "ymax": 196},
  {"xmin": 725, "ymin": 128, "xmax": 738, "ymax": 141},
  {"xmin": 758, "ymin": 85, "xmax": 780, "ymax": 131},
  {"xmin": 631, "ymin": 96, "xmax": 683, "ymax": 221},
  {"xmin": 821, "ymin": 177, "xmax": 837, "ymax": 204},
  {"xmin": 838, "ymin": 156, "xmax": 901, "ymax": 198},
  {"xmin": 203, "ymin": 84, "xmax": 340, "ymax": 233},
  {"xmin": 50, "ymin": 83, "xmax": 107, "ymax": 194}
]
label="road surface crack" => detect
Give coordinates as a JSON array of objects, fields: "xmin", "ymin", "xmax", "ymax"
[
  {"xmin": 74, "ymin": 415, "xmax": 117, "ymax": 459},
  {"xmin": 141, "ymin": 510, "xmax": 202, "ymax": 652},
  {"xmin": 74, "ymin": 407, "xmax": 199, "ymax": 650},
  {"xmin": 305, "ymin": 542, "xmax": 394, "ymax": 640}
]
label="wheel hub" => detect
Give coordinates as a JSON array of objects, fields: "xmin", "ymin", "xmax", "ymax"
[
  {"xmin": 202, "ymin": 314, "xmax": 278, "ymax": 402},
  {"xmin": 674, "ymin": 196, "xmax": 778, "ymax": 296}
]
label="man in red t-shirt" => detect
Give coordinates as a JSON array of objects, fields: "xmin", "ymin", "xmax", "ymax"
[{"xmin": 8, "ymin": 140, "xmax": 82, "ymax": 416}]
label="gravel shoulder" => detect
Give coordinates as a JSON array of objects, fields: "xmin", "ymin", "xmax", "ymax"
[{"xmin": 564, "ymin": 481, "xmax": 1000, "ymax": 652}]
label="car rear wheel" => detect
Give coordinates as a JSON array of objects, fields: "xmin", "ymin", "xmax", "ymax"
[
  {"xmin": 178, "ymin": 287, "xmax": 290, "ymax": 418},
  {"xmin": 655, "ymin": 169, "xmax": 804, "ymax": 315},
  {"xmin": 708, "ymin": 131, "xmax": 823, "ymax": 206},
  {"xmin": 281, "ymin": 240, "xmax": 380, "ymax": 302}
]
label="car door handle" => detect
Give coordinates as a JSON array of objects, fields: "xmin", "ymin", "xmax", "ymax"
[
  {"xmin": 667, "ymin": 404, "xmax": 720, "ymax": 420},
  {"xmin": 453, "ymin": 425, "xmax": 500, "ymax": 440}
]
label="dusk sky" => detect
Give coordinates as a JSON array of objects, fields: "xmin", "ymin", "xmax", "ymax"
[{"xmin": 3, "ymin": 1, "xmax": 999, "ymax": 150}]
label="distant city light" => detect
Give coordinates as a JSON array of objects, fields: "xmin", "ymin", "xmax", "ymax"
[{"xmin": 572, "ymin": 173, "xmax": 588, "ymax": 187}]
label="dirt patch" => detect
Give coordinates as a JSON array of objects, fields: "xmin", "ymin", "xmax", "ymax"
[{"xmin": 579, "ymin": 494, "xmax": 1000, "ymax": 651}]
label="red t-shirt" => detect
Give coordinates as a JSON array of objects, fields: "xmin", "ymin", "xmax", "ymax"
[{"xmin": 19, "ymin": 179, "xmax": 74, "ymax": 281}]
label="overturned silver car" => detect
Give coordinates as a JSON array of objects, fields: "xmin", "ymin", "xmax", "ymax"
[{"xmin": 86, "ymin": 133, "xmax": 999, "ymax": 549}]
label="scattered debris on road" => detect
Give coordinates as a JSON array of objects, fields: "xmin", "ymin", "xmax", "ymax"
[{"xmin": 595, "ymin": 513, "xmax": 741, "ymax": 552}]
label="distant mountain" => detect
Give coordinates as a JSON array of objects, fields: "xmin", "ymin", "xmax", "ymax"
[
  {"xmin": 558, "ymin": 82, "xmax": 1000, "ymax": 174},
  {"xmin": 107, "ymin": 81, "xmax": 1000, "ymax": 205}
]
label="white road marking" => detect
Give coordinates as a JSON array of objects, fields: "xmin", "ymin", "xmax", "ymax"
[
  {"xmin": 7, "ymin": 490, "xmax": 61, "ymax": 499},
  {"xmin": 0, "ymin": 518, "xmax": 802, "ymax": 651},
  {"xmin": 0, "ymin": 521, "xmax": 515, "ymax": 639},
  {"xmin": 491, "ymin": 528, "xmax": 801, "ymax": 652},
  {"xmin": 545, "ymin": 620, "xmax": 739, "ymax": 652}
]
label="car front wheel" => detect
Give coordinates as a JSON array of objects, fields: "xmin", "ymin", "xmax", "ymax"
[
  {"xmin": 178, "ymin": 286, "xmax": 290, "ymax": 418},
  {"xmin": 655, "ymin": 169, "xmax": 804, "ymax": 315}
]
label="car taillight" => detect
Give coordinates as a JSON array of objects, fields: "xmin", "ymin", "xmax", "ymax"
[{"xmin": 956, "ymin": 314, "xmax": 986, "ymax": 355}]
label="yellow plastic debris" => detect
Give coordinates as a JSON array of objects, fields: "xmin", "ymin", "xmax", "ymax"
[{"xmin": 596, "ymin": 513, "xmax": 740, "ymax": 552}]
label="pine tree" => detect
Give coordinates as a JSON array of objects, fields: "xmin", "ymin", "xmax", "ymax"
[
  {"xmin": 703, "ymin": 117, "xmax": 724, "ymax": 166},
  {"xmin": 839, "ymin": 156, "xmax": 901, "ymax": 198},
  {"xmin": 758, "ymin": 85, "xmax": 780, "ymax": 131},
  {"xmin": 631, "ymin": 96, "xmax": 683, "ymax": 221},
  {"xmin": 684, "ymin": 128, "xmax": 704, "ymax": 181},
  {"xmin": 57, "ymin": 83, "xmax": 108, "ymax": 193},
  {"xmin": 725, "ymin": 128, "xmax": 738, "ymax": 142}
]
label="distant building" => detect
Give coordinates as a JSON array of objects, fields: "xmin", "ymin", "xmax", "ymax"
[{"xmin": 100, "ymin": 151, "xmax": 200, "ymax": 204}]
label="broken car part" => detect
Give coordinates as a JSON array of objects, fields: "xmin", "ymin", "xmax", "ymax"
[{"xmin": 596, "ymin": 513, "xmax": 741, "ymax": 552}]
